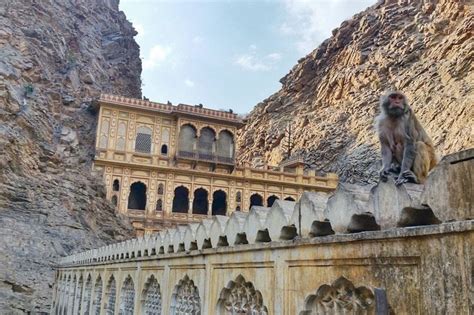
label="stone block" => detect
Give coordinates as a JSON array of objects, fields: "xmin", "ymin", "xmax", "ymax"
[
  {"xmin": 421, "ymin": 149, "xmax": 473, "ymax": 222},
  {"xmin": 244, "ymin": 206, "xmax": 271, "ymax": 244},
  {"xmin": 325, "ymin": 183, "xmax": 379, "ymax": 233},
  {"xmin": 225, "ymin": 211, "xmax": 249, "ymax": 245},
  {"xmin": 210, "ymin": 215, "xmax": 230, "ymax": 247},
  {"xmin": 195, "ymin": 219, "xmax": 213, "ymax": 250},
  {"xmin": 266, "ymin": 200, "xmax": 297, "ymax": 241},
  {"xmin": 290, "ymin": 191, "xmax": 330, "ymax": 237}
]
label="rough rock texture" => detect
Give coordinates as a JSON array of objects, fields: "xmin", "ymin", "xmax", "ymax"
[
  {"xmin": 237, "ymin": 0, "xmax": 473, "ymax": 184},
  {"xmin": 0, "ymin": 0, "xmax": 140, "ymax": 312}
]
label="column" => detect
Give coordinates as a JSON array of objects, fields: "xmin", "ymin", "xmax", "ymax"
[{"xmin": 208, "ymin": 199, "xmax": 212, "ymax": 217}]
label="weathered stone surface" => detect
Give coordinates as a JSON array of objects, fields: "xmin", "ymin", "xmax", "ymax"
[
  {"xmin": 421, "ymin": 149, "xmax": 473, "ymax": 221},
  {"xmin": 0, "ymin": 0, "xmax": 140, "ymax": 312},
  {"xmin": 370, "ymin": 178, "xmax": 427, "ymax": 229},
  {"xmin": 237, "ymin": 0, "xmax": 473, "ymax": 185},
  {"xmin": 290, "ymin": 191, "xmax": 329, "ymax": 236},
  {"xmin": 324, "ymin": 183, "xmax": 376, "ymax": 233}
]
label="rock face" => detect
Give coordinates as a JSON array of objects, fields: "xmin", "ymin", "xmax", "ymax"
[
  {"xmin": 0, "ymin": 0, "xmax": 140, "ymax": 312},
  {"xmin": 237, "ymin": 0, "xmax": 473, "ymax": 184}
]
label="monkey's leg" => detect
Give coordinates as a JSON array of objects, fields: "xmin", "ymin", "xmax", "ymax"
[
  {"xmin": 412, "ymin": 141, "xmax": 432, "ymax": 184},
  {"xmin": 395, "ymin": 141, "xmax": 418, "ymax": 185},
  {"xmin": 379, "ymin": 143, "xmax": 393, "ymax": 182}
]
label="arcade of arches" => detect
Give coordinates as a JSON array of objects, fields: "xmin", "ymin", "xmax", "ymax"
[{"xmin": 95, "ymin": 94, "xmax": 338, "ymax": 234}]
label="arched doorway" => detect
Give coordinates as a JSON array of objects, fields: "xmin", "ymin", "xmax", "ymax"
[
  {"xmin": 193, "ymin": 188, "xmax": 208, "ymax": 215},
  {"xmin": 128, "ymin": 182, "xmax": 147, "ymax": 210},
  {"xmin": 216, "ymin": 130, "xmax": 234, "ymax": 162},
  {"xmin": 212, "ymin": 190, "xmax": 227, "ymax": 215},
  {"xmin": 172, "ymin": 186, "xmax": 189, "ymax": 213},
  {"xmin": 284, "ymin": 196, "xmax": 296, "ymax": 202},
  {"xmin": 250, "ymin": 193, "xmax": 263, "ymax": 208},
  {"xmin": 267, "ymin": 195, "xmax": 279, "ymax": 207}
]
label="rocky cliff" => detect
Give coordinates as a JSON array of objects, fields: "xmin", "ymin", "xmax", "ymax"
[
  {"xmin": 0, "ymin": 0, "xmax": 140, "ymax": 312},
  {"xmin": 237, "ymin": 0, "xmax": 473, "ymax": 184}
]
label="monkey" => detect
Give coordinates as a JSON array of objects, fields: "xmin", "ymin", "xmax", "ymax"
[{"xmin": 375, "ymin": 91, "xmax": 437, "ymax": 185}]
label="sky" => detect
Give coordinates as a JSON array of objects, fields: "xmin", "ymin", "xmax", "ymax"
[{"xmin": 120, "ymin": 0, "xmax": 375, "ymax": 114}]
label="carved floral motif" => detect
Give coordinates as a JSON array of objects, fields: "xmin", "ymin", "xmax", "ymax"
[
  {"xmin": 217, "ymin": 275, "xmax": 268, "ymax": 315},
  {"xmin": 300, "ymin": 277, "xmax": 377, "ymax": 315}
]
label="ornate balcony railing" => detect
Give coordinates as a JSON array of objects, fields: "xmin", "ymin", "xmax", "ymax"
[{"xmin": 177, "ymin": 150, "xmax": 235, "ymax": 165}]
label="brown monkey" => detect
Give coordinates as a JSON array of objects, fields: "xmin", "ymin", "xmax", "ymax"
[{"xmin": 375, "ymin": 91, "xmax": 437, "ymax": 185}]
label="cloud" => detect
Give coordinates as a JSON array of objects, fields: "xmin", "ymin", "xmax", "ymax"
[
  {"xmin": 184, "ymin": 79, "xmax": 195, "ymax": 87},
  {"xmin": 143, "ymin": 44, "xmax": 172, "ymax": 70},
  {"xmin": 280, "ymin": 0, "xmax": 374, "ymax": 54},
  {"xmin": 234, "ymin": 45, "xmax": 282, "ymax": 72},
  {"xmin": 192, "ymin": 36, "xmax": 203, "ymax": 44}
]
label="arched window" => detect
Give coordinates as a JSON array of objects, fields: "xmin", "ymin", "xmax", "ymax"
[
  {"xmin": 161, "ymin": 144, "xmax": 168, "ymax": 155},
  {"xmin": 83, "ymin": 275, "xmax": 92, "ymax": 314},
  {"xmin": 170, "ymin": 275, "xmax": 201, "ymax": 315},
  {"xmin": 142, "ymin": 276, "xmax": 161, "ymax": 314},
  {"xmin": 192, "ymin": 188, "xmax": 208, "ymax": 215},
  {"xmin": 105, "ymin": 276, "xmax": 116, "ymax": 315},
  {"xmin": 284, "ymin": 196, "xmax": 296, "ymax": 202},
  {"xmin": 111, "ymin": 195, "xmax": 118, "ymax": 207},
  {"xmin": 250, "ymin": 193, "xmax": 263, "ymax": 208},
  {"xmin": 92, "ymin": 276, "xmax": 103, "ymax": 315},
  {"xmin": 212, "ymin": 190, "xmax": 227, "ymax": 216},
  {"xmin": 113, "ymin": 179, "xmax": 120, "ymax": 191},
  {"xmin": 128, "ymin": 182, "xmax": 147, "ymax": 210},
  {"xmin": 178, "ymin": 124, "xmax": 197, "ymax": 153},
  {"xmin": 156, "ymin": 199, "xmax": 163, "ymax": 211},
  {"xmin": 172, "ymin": 186, "xmax": 189, "ymax": 213},
  {"xmin": 157, "ymin": 183, "xmax": 164, "ymax": 195},
  {"xmin": 236, "ymin": 191, "xmax": 242, "ymax": 203},
  {"xmin": 267, "ymin": 195, "xmax": 279, "ymax": 207},
  {"xmin": 217, "ymin": 130, "xmax": 234, "ymax": 160},
  {"xmin": 135, "ymin": 126, "xmax": 152, "ymax": 153},
  {"xmin": 119, "ymin": 276, "xmax": 135, "ymax": 315},
  {"xmin": 74, "ymin": 276, "xmax": 83, "ymax": 314},
  {"xmin": 198, "ymin": 127, "xmax": 216, "ymax": 159}
]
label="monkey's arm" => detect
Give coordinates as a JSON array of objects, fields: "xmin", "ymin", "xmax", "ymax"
[
  {"xmin": 379, "ymin": 140, "xmax": 392, "ymax": 182},
  {"xmin": 396, "ymin": 117, "xmax": 418, "ymax": 185}
]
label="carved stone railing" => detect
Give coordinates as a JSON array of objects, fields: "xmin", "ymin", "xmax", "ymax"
[{"xmin": 176, "ymin": 150, "xmax": 235, "ymax": 165}]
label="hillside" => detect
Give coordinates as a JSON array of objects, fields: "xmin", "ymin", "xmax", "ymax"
[
  {"xmin": 0, "ymin": 0, "xmax": 139, "ymax": 312},
  {"xmin": 237, "ymin": 0, "xmax": 473, "ymax": 183}
]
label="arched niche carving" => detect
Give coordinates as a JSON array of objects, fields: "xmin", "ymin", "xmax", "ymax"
[
  {"xmin": 170, "ymin": 275, "xmax": 201, "ymax": 315},
  {"xmin": 299, "ymin": 276, "xmax": 380, "ymax": 315},
  {"xmin": 141, "ymin": 275, "xmax": 162, "ymax": 315},
  {"xmin": 216, "ymin": 275, "xmax": 268, "ymax": 315},
  {"xmin": 119, "ymin": 275, "xmax": 135, "ymax": 314}
]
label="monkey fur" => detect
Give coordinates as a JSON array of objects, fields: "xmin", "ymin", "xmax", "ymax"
[{"xmin": 375, "ymin": 91, "xmax": 437, "ymax": 185}]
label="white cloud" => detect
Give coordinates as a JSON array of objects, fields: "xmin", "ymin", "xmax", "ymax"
[
  {"xmin": 184, "ymin": 79, "xmax": 195, "ymax": 87},
  {"xmin": 280, "ymin": 0, "xmax": 374, "ymax": 54},
  {"xmin": 143, "ymin": 44, "xmax": 172, "ymax": 70},
  {"xmin": 234, "ymin": 45, "xmax": 282, "ymax": 72},
  {"xmin": 192, "ymin": 36, "xmax": 203, "ymax": 44},
  {"xmin": 267, "ymin": 53, "xmax": 282, "ymax": 61}
]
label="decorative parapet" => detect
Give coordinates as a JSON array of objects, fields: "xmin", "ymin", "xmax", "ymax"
[
  {"xmin": 99, "ymin": 94, "xmax": 242, "ymax": 124},
  {"xmin": 58, "ymin": 150, "xmax": 473, "ymax": 267}
]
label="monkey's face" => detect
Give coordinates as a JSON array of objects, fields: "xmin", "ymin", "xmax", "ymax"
[{"xmin": 385, "ymin": 92, "xmax": 406, "ymax": 117}]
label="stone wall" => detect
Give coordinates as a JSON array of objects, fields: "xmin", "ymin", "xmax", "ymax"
[{"xmin": 53, "ymin": 150, "xmax": 473, "ymax": 314}]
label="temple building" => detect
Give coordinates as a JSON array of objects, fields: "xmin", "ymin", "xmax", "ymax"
[{"xmin": 93, "ymin": 94, "xmax": 338, "ymax": 234}]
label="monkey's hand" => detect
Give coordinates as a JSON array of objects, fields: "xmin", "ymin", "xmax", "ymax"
[
  {"xmin": 395, "ymin": 170, "xmax": 418, "ymax": 186},
  {"xmin": 379, "ymin": 169, "xmax": 390, "ymax": 182}
]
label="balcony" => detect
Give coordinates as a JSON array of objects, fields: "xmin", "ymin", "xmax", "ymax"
[{"xmin": 177, "ymin": 150, "xmax": 235, "ymax": 165}]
